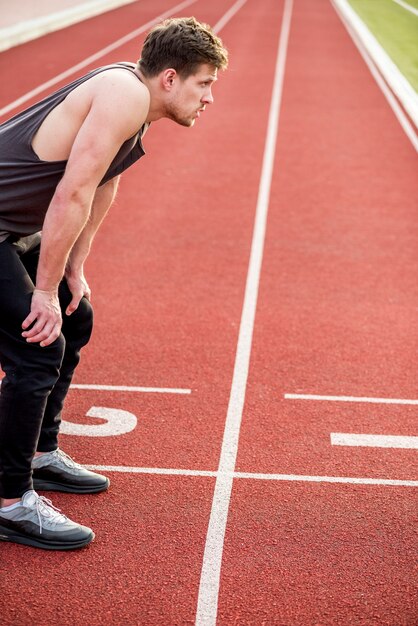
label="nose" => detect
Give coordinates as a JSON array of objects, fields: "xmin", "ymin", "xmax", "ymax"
[{"xmin": 202, "ymin": 88, "xmax": 214, "ymax": 105}]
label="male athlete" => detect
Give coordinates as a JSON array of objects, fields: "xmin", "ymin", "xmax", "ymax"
[{"xmin": 0, "ymin": 17, "xmax": 228, "ymax": 550}]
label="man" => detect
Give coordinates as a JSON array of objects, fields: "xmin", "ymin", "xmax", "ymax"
[{"xmin": 0, "ymin": 17, "xmax": 228, "ymax": 550}]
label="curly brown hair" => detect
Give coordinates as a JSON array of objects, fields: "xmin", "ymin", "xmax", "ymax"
[{"xmin": 138, "ymin": 17, "xmax": 228, "ymax": 78}]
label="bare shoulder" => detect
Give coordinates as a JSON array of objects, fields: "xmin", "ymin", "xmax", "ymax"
[
  {"xmin": 90, "ymin": 68, "xmax": 149, "ymax": 109},
  {"xmin": 64, "ymin": 67, "xmax": 150, "ymax": 132},
  {"xmin": 33, "ymin": 66, "xmax": 149, "ymax": 161}
]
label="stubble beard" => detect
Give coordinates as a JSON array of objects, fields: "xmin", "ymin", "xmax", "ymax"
[
  {"xmin": 168, "ymin": 112, "xmax": 195, "ymax": 127},
  {"xmin": 165, "ymin": 101, "xmax": 195, "ymax": 127}
]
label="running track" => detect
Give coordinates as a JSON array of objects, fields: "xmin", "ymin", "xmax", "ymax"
[{"xmin": 0, "ymin": 0, "xmax": 417, "ymax": 624}]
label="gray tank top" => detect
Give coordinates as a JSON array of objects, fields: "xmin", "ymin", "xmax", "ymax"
[{"xmin": 0, "ymin": 62, "xmax": 148, "ymax": 242}]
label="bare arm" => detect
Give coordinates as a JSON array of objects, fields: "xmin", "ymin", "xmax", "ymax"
[
  {"xmin": 22, "ymin": 75, "xmax": 149, "ymax": 346},
  {"xmin": 64, "ymin": 176, "xmax": 120, "ymax": 315}
]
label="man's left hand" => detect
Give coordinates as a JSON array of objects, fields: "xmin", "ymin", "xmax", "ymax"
[{"xmin": 65, "ymin": 269, "xmax": 91, "ymax": 315}]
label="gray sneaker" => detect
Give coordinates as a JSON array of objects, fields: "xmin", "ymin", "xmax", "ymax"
[
  {"xmin": 32, "ymin": 448, "xmax": 109, "ymax": 494},
  {"xmin": 0, "ymin": 490, "xmax": 94, "ymax": 550}
]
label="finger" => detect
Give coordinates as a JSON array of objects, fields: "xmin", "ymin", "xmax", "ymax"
[
  {"xmin": 66, "ymin": 294, "xmax": 82, "ymax": 316},
  {"xmin": 21, "ymin": 310, "xmax": 38, "ymax": 330},
  {"xmin": 25, "ymin": 328, "xmax": 52, "ymax": 344},
  {"xmin": 22, "ymin": 318, "xmax": 46, "ymax": 338},
  {"xmin": 40, "ymin": 324, "xmax": 62, "ymax": 347},
  {"xmin": 26, "ymin": 322, "xmax": 61, "ymax": 347},
  {"xmin": 25, "ymin": 319, "xmax": 58, "ymax": 344}
]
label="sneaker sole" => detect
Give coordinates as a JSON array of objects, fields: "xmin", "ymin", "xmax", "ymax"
[
  {"xmin": 0, "ymin": 524, "xmax": 95, "ymax": 550},
  {"xmin": 32, "ymin": 478, "xmax": 110, "ymax": 494}
]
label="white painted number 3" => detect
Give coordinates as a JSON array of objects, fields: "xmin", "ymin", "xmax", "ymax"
[{"xmin": 61, "ymin": 407, "xmax": 137, "ymax": 437}]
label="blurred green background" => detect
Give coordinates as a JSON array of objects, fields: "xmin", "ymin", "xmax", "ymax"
[{"xmin": 348, "ymin": 0, "xmax": 418, "ymax": 91}]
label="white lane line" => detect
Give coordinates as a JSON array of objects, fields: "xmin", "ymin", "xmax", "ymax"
[
  {"xmin": 70, "ymin": 384, "xmax": 191, "ymax": 394},
  {"xmin": 86, "ymin": 465, "xmax": 217, "ymax": 476},
  {"xmin": 331, "ymin": 0, "xmax": 418, "ymax": 150},
  {"xmin": 195, "ymin": 2, "xmax": 294, "ymax": 624},
  {"xmin": 392, "ymin": 0, "xmax": 418, "ymax": 16},
  {"xmin": 85, "ymin": 465, "xmax": 418, "ymax": 487},
  {"xmin": 285, "ymin": 393, "xmax": 418, "ymax": 405},
  {"xmin": 212, "ymin": 0, "xmax": 248, "ymax": 32},
  {"xmin": 234, "ymin": 472, "xmax": 418, "ymax": 487},
  {"xmin": 0, "ymin": 0, "xmax": 198, "ymax": 118},
  {"xmin": 331, "ymin": 433, "xmax": 418, "ymax": 449}
]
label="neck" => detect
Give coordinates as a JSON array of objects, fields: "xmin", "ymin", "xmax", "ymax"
[{"xmin": 133, "ymin": 67, "xmax": 165, "ymax": 123}]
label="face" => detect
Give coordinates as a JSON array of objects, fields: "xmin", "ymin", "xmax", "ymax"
[{"xmin": 164, "ymin": 64, "xmax": 218, "ymax": 127}]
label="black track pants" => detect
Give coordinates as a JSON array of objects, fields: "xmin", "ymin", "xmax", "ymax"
[{"xmin": 0, "ymin": 234, "xmax": 93, "ymax": 499}]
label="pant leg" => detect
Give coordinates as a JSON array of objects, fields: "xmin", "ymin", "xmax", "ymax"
[
  {"xmin": 36, "ymin": 280, "xmax": 93, "ymax": 452},
  {"xmin": 0, "ymin": 236, "xmax": 65, "ymax": 498},
  {"xmin": 0, "ymin": 234, "xmax": 94, "ymax": 465}
]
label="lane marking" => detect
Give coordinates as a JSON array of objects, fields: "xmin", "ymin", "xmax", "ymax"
[
  {"xmin": 285, "ymin": 393, "xmax": 418, "ymax": 405},
  {"xmin": 87, "ymin": 465, "xmax": 217, "ymax": 476},
  {"xmin": 331, "ymin": 433, "xmax": 418, "ymax": 449},
  {"xmin": 392, "ymin": 0, "xmax": 418, "ymax": 16},
  {"xmin": 331, "ymin": 0, "xmax": 418, "ymax": 150},
  {"xmin": 61, "ymin": 406, "xmax": 138, "ymax": 436},
  {"xmin": 85, "ymin": 465, "xmax": 418, "ymax": 487},
  {"xmin": 234, "ymin": 472, "xmax": 418, "ymax": 486},
  {"xmin": 0, "ymin": 0, "xmax": 198, "ymax": 118},
  {"xmin": 212, "ymin": 0, "xmax": 248, "ymax": 32},
  {"xmin": 70, "ymin": 384, "xmax": 191, "ymax": 394},
  {"xmin": 196, "ymin": 2, "xmax": 294, "ymax": 624}
]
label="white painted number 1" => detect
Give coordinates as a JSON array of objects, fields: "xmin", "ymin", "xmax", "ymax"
[{"xmin": 61, "ymin": 407, "xmax": 138, "ymax": 437}]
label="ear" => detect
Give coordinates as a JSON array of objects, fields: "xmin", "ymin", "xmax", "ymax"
[{"xmin": 161, "ymin": 68, "xmax": 177, "ymax": 91}]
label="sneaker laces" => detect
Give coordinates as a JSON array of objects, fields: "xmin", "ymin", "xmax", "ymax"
[
  {"xmin": 52, "ymin": 449, "xmax": 81, "ymax": 469},
  {"xmin": 34, "ymin": 495, "xmax": 68, "ymax": 534}
]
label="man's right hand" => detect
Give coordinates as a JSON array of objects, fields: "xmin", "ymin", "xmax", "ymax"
[{"xmin": 22, "ymin": 289, "xmax": 62, "ymax": 347}]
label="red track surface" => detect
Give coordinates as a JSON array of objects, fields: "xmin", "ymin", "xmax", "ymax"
[{"xmin": 0, "ymin": 0, "xmax": 417, "ymax": 624}]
